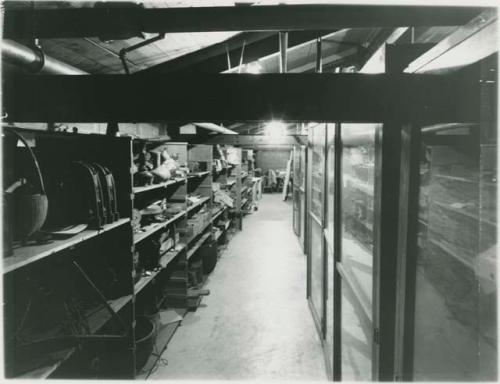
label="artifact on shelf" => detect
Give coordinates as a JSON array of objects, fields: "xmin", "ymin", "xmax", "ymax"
[
  {"xmin": 134, "ymin": 144, "xmax": 155, "ymax": 187},
  {"xmin": 3, "ymin": 128, "xmax": 49, "ymax": 248},
  {"xmin": 140, "ymin": 201, "xmax": 166, "ymax": 226},
  {"xmin": 92, "ymin": 163, "xmax": 120, "ymax": 222},
  {"xmin": 214, "ymin": 190, "xmax": 233, "ymax": 208},
  {"xmin": 71, "ymin": 161, "xmax": 107, "ymax": 229}
]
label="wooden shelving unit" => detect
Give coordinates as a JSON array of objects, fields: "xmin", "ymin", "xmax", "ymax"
[
  {"xmin": 133, "ymin": 177, "xmax": 185, "ymax": 194},
  {"xmin": 3, "ymin": 133, "xmax": 251, "ymax": 379},
  {"xmin": 3, "ymin": 129, "xmax": 136, "ymax": 379},
  {"xmin": 133, "ymin": 210, "xmax": 186, "ymax": 244},
  {"xmin": 5, "ymin": 218, "xmax": 130, "ymax": 274}
]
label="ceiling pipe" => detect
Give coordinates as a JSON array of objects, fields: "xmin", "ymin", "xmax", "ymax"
[{"xmin": 1, "ymin": 39, "xmax": 87, "ymax": 75}]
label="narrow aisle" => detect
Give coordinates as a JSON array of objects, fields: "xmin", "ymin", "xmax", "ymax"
[{"xmin": 150, "ymin": 194, "xmax": 327, "ymax": 381}]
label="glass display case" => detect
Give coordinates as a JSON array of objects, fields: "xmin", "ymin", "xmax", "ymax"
[
  {"xmin": 338, "ymin": 123, "xmax": 379, "ymax": 381},
  {"xmin": 307, "ymin": 123, "xmax": 326, "ymax": 331},
  {"xmin": 324, "ymin": 124, "xmax": 336, "ymax": 374},
  {"xmin": 293, "ymin": 145, "xmax": 306, "ymax": 245},
  {"xmin": 411, "ymin": 122, "xmax": 497, "ymax": 381}
]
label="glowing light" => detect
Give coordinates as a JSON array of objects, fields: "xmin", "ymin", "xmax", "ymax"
[
  {"xmin": 246, "ymin": 62, "xmax": 262, "ymax": 74},
  {"xmin": 264, "ymin": 120, "xmax": 287, "ymax": 137}
]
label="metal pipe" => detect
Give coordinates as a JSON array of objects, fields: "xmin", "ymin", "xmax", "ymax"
[
  {"xmin": 1, "ymin": 39, "xmax": 87, "ymax": 75},
  {"xmin": 279, "ymin": 32, "xmax": 288, "ymax": 73},
  {"xmin": 119, "ymin": 33, "xmax": 165, "ymax": 74}
]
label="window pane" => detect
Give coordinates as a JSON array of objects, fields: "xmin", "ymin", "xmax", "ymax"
[
  {"xmin": 341, "ymin": 124, "xmax": 377, "ymax": 309},
  {"xmin": 340, "ymin": 123, "xmax": 377, "ymax": 381},
  {"xmin": 325, "ymin": 124, "xmax": 336, "ymax": 371},
  {"xmin": 310, "ymin": 124, "xmax": 326, "ymax": 220},
  {"xmin": 412, "ymin": 123, "xmax": 497, "ymax": 380},
  {"xmin": 310, "ymin": 219, "xmax": 324, "ymax": 322},
  {"xmin": 341, "ymin": 279, "xmax": 372, "ymax": 381}
]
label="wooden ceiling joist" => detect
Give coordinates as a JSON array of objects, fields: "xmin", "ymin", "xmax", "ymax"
[{"xmin": 3, "ymin": 5, "xmax": 487, "ymax": 39}]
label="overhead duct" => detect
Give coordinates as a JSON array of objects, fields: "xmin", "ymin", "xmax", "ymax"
[{"xmin": 1, "ymin": 39, "xmax": 87, "ymax": 75}]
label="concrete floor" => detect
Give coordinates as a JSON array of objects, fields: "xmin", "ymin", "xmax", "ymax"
[{"xmin": 150, "ymin": 194, "xmax": 327, "ymax": 381}]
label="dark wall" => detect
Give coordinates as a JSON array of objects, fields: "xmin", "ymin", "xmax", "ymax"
[{"xmin": 255, "ymin": 149, "xmax": 291, "ymax": 172}]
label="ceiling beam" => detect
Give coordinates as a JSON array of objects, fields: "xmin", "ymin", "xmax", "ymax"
[
  {"xmin": 3, "ymin": 73, "xmax": 478, "ymax": 123},
  {"xmin": 140, "ymin": 30, "xmax": 335, "ymax": 75},
  {"xmin": 225, "ymin": 29, "xmax": 362, "ymax": 73},
  {"xmin": 3, "ymin": 5, "xmax": 487, "ymax": 39},
  {"xmin": 140, "ymin": 31, "xmax": 274, "ymax": 75},
  {"xmin": 405, "ymin": 9, "xmax": 497, "ymax": 73},
  {"xmin": 177, "ymin": 134, "xmax": 307, "ymax": 146}
]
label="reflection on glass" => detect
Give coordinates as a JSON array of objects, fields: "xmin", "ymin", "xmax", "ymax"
[
  {"xmin": 293, "ymin": 188, "xmax": 300, "ymax": 236},
  {"xmin": 341, "ymin": 124, "xmax": 377, "ymax": 308},
  {"xmin": 300, "ymin": 146, "xmax": 306, "ymax": 189},
  {"xmin": 340, "ymin": 123, "xmax": 377, "ymax": 381},
  {"xmin": 325, "ymin": 125, "xmax": 335, "ymax": 371},
  {"xmin": 341, "ymin": 280, "xmax": 372, "ymax": 381},
  {"xmin": 293, "ymin": 146, "xmax": 302, "ymax": 189},
  {"xmin": 413, "ymin": 124, "xmax": 497, "ymax": 380},
  {"xmin": 310, "ymin": 220, "xmax": 324, "ymax": 322},
  {"xmin": 310, "ymin": 124, "xmax": 326, "ymax": 220}
]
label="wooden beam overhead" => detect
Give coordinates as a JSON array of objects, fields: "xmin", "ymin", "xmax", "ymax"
[
  {"xmin": 177, "ymin": 134, "xmax": 307, "ymax": 146},
  {"xmin": 405, "ymin": 9, "xmax": 498, "ymax": 74},
  {"xmin": 3, "ymin": 5, "xmax": 487, "ymax": 39},
  {"xmin": 3, "ymin": 73, "xmax": 478, "ymax": 123},
  {"xmin": 140, "ymin": 30, "xmax": 335, "ymax": 75}
]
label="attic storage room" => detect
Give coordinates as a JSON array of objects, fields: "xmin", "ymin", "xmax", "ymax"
[{"xmin": 1, "ymin": 1, "xmax": 498, "ymax": 381}]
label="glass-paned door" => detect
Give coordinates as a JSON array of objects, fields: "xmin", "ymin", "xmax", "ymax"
[
  {"xmin": 394, "ymin": 57, "xmax": 497, "ymax": 382},
  {"xmin": 293, "ymin": 145, "xmax": 305, "ymax": 239},
  {"xmin": 299, "ymin": 146, "xmax": 307, "ymax": 250},
  {"xmin": 408, "ymin": 120, "xmax": 497, "ymax": 380},
  {"xmin": 324, "ymin": 124, "xmax": 336, "ymax": 376},
  {"xmin": 307, "ymin": 123, "xmax": 326, "ymax": 332},
  {"xmin": 338, "ymin": 123, "xmax": 380, "ymax": 380}
]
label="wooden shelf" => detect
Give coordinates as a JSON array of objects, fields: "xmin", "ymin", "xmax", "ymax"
[
  {"xmin": 434, "ymin": 200, "xmax": 496, "ymax": 227},
  {"xmin": 187, "ymin": 232, "xmax": 212, "ymax": 260},
  {"xmin": 434, "ymin": 174, "xmax": 496, "ymax": 188},
  {"xmin": 133, "ymin": 177, "xmax": 185, "ymax": 194},
  {"xmin": 133, "ymin": 210, "xmax": 186, "ymax": 244},
  {"xmin": 211, "ymin": 206, "xmax": 226, "ymax": 222},
  {"xmin": 4, "ymin": 218, "xmax": 131, "ymax": 274},
  {"xmin": 135, "ymin": 271, "xmax": 160, "ymax": 295},
  {"xmin": 134, "ymin": 244, "xmax": 185, "ymax": 295},
  {"xmin": 186, "ymin": 196, "xmax": 210, "ymax": 213},
  {"xmin": 429, "ymin": 238, "xmax": 474, "ymax": 271},
  {"xmin": 17, "ymin": 347, "xmax": 77, "ymax": 379},
  {"xmin": 187, "ymin": 171, "xmax": 210, "ymax": 178},
  {"xmin": 214, "ymin": 229, "xmax": 223, "ymax": 241},
  {"xmin": 216, "ymin": 219, "xmax": 232, "ymax": 231},
  {"xmin": 225, "ymin": 178, "xmax": 236, "ymax": 187}
]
